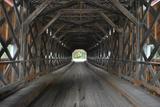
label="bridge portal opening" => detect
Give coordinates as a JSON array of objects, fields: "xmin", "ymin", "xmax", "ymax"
[{"xmin": 72, "ymin": 49, "xmax": 87, "ymax": 62}]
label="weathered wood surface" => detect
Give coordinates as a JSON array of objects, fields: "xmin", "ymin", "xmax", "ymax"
[
  {"xmin": 87, "ymin": 62, "xmax": 160, "ymax": 107},
  {"xmin": 0, "ymin": 81, "xmax": 25, "ymax": 100},
  {"xmin": 0, "ymin": 63, "xmax": 73, "ymax": 107},
  {"xmin": 1, "ymin": 63, "xmax": 160, "ymax": 107},
  {"xmin": 29, "ymin": 63, "xmax": 133, "ymax": 107}
]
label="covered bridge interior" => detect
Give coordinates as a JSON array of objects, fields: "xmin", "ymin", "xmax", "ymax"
[{"xmin": 0, "ymin": 0, "xmax": 160, "ymax": 107}]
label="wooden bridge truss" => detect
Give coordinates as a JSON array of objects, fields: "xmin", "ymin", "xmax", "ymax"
[{"xmin": 0, "ymin": 0, "xmax": 160, "ymax": 95}]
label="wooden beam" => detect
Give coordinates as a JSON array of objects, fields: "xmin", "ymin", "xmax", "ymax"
[
  {"xmin": 23, "ymin": 0, "xmax": 52, "ymax": 26},
  {"xmin": 95, "ymin": 23, "xmax": 107, "ymax": 34},
  {"xmin": 39, "ymin": 13, "xmax": 61, "ymax": 36},
  {"xmin": 42, "ymin": 0, "xmax": 78, "ymax": 15},
  {"xmin": 60, "ymin": 9, "xmax": 102, "ymax": 14},
  {"xmin": 100, "ymin": 12, "xmax": 122, "ymax": 32},
  {"xmin": 108, "ymin": 0, "xmax": 138, "ymax": 25},
  {"xmin": 60, "ymin": 29, "xmax": 99, "ymax": 33},
  {"xmin": 52, "ymin": 24, "xmax": 65, "ymax": 37},
  {"xmin": 83, "ymin": 0, "xmax": 138, "ymax": 25},
  {"xmin": 58, "ymin": 19, "xmax": 101, "ymax": 27},
  {"xmin": 83, "ymin": 0, "xmax": 120, "ymax": 14}
]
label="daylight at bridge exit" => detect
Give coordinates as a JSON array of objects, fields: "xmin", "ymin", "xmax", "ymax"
[{"xmin": 0, "ymin": 0, "xmax": 160, "ymax": 107}]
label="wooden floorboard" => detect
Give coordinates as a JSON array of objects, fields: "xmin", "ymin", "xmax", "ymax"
[
  {"xmin": 87, "ymin": 62, "xmax": 160, "ymax": 107},
  {"xmin": 29, "ymin": 63, "xmax": 133, "ymax": 107},
  {"xmin": 1, "ymin": 62, "xmax": 159, "ymax": 107}
]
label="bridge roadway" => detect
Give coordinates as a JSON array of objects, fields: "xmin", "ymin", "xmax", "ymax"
[
  {"xmin": 1, "ymin": 63, "xmax": 160, "ymax": 107},
  {"xmin": 29, "ymin": 63, "xmax": 133, "ymax": 107},
  {"xmin": 30, "ymin": 63, "xmax": 133, "ymax": 107}
]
